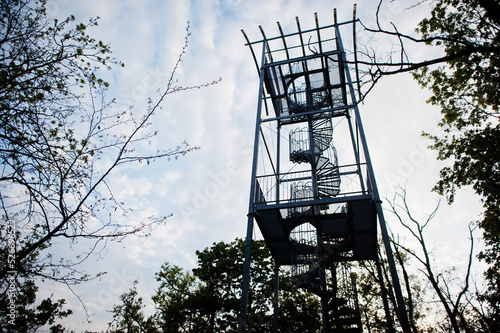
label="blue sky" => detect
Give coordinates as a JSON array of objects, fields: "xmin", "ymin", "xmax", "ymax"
[{"xmin": 39, "ymin": 0, "xmax": 485, "ymax": 330}]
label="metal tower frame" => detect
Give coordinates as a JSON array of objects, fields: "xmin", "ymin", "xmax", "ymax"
[{"xmin": 239, "ymin": 7, "xmax": 411, "ymax": 333}]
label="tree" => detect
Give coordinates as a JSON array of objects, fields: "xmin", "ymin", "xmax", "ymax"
[
  {"xmin": 108, "ymin": 280, "xmax": 158, "ymax": 333},
  {"xmin": 113, "ymin": 234, "xmax": 474, "ymax": 332},
  {"xmin": 125, "ymin": 239, "xmax": 322, "ymax": 332},
  {"xmin": 355, "ymin": 253, "xmax": 422, "ymax": 333},
  {"xmin": 152, "ymin": 239, "xmax": 277, "ymax": 332},
  {"xmin": 0, "ymin": 0, "xmax": 218, "ymax": 325},
  {"xmin": 114, "ymin": 234, "xmax": 490, "ymax": 332},
  {"xmin": 356, "ymin": 0, "xmax": 499, "ymax": 327},
  {"xmin": 192, "ymin": 239, "xmax": 276, "ymax": 332},
  {"xmin": 0, "ymin": 278, "xmax": 72, "ymax": 332},
  {"xmin": 385, "ymin": 187, "xmax": 488, "ymax": 332},
  {"xmin": 278, "ymin": 278, "xmax": 322, "ymax": 332},
  {"xmin": 412, "ymin": 2, "xmax": 500, "ymax": 327},
  {"xmin": 152, "ymin": 263, "xmax": 197, "ymax": 333}
]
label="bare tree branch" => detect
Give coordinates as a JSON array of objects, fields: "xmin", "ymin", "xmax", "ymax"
[{"xmin": 386, "ymin": 186, "xmax": 480, "ymax": 332}]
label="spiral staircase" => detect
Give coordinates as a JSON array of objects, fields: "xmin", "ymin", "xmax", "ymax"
[
  {"xmin": 287, "ymin": 116, "xmax": 362, "ymax": 332},
  {"xmin": 289, "ymin": 116, "xmax": 341, "ymax": 200},
  {"xmin": 289, "ymin": 227, "xmax": 363, "ymax": 332}
]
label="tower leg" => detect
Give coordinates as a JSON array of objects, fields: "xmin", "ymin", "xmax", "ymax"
[
  {"xmin": 375, "ymin": 201, "xmax": 411, "ymax": 332},
  {"xmin": 376, "ymin": 254, "xmax": 396, "ymax": 333},
  {"xmin": 239, "ymin": 214, "xmax": 254, "ymax": 333},
  {"xmin": 273, "ymin": 264, "xmax": 279, "ymax": 333},
  {"xmin": 239, "ymin": 41, "xmax": 267, "ymax": 333}
]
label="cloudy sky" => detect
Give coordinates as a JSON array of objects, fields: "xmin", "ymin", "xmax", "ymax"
[{"xmin": 38, "ymin": 0, "xmax": 485, "ymax": 330}]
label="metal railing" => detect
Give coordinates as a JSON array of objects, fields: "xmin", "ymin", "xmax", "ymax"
[{"xmin": 255, "ymin": 163, "xmax": 370, "ymax": 205}]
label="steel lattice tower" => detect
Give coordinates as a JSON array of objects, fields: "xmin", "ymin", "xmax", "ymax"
[{"xmin": 239, "ymin": 8, "xmax": 411, "ymax": 333}]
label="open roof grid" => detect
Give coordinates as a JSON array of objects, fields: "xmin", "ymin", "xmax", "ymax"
[{"xmin": 242, "ymin": 9, "xmax": 358, "ymax": 70}]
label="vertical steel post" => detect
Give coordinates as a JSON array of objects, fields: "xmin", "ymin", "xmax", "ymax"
[
  {"xmin": 376, "ymin": 255, "xmax": 396, "ymax": 333},
  {"xmin": 308, "ymin": 119, "xmax": 320, "ymax": 202},
  {"xmin": 239, "ymin": 41, "xmax": 267, "ymax": 333},
  {"xmin": 346, "ymin": 114, "xmax": 366, "ymax": 194},
  {"xmin": 273, "ymin": 264, "xmax": 279, "ymax": 333},
  {"xmin": 276, "ymin": 125, "xmax": 281, "ymax": 203}
]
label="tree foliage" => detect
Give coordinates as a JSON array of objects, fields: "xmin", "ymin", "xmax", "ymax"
[
  {"xmin": 154, "ymin": 239, "xmax": 276, "ymax": 332},
  {"xmin": 110, "ymin": 233, "xmax": 485, "ymax": 332},
  {"xmin": 413, "ymin": 0, "xmax": 500, "ymax": 209},
  {"xmin": 152, "ymin": 263, "xmax": 197, "ymax": 332},
  {"xmin": 0, "ymin": 277, "xmax": 72, "ymax": 332},
  {"xmin": 1, "ymin": 0, "xmax": 120, "ymax": 284},
  {"xmin": 110, "ymin": 239, "xmax": 322, "ymax": 333},
  {"xmin": 108, "ymin": 280, "xmax": 157, "ymax": 333},
  {"xmin": 278, "ymin": 278, "xmax": 322, "ymax": 332}
]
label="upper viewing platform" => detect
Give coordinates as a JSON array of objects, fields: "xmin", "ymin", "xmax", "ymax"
[{"xmin": 242, "ymin": 9, "xmax": 360, "ymax": 124}]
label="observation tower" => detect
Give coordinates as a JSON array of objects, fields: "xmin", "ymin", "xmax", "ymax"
[{"xmin": 239, "ymin": 7, "xmax": 411, "ymax": 333}]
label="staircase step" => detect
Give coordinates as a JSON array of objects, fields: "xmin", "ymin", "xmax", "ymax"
[
  {"xmin": 291, "ymin": 273, "xmax": 338, "ymax": 297},
  {"xmin": 319, "ymin": 187, "xmax": 340, "ymax": 197},
  {"xmin": 315, "ymin": 156, "xmax": 331, "ymax": 173},
  {"xmin": 328, "ymin": 297, "xmax": 348, "ymax": 309},
  {"xmin": 312, "ymin": 118, "xmax": 333, "ymax": 152},
  {"xmin": 318, "ymin": 180, "xmax": 341, "ymax": 187},
  {"xmin": 329, "ymin": 307, "xmax": 357, "ymax": 319},
  {"xmin": 320, "ymin": 241, "xmax": 351, "ymax": 254},
  {"xmin": 318, "ymin": 183, "xmax": 341, "ymax": 190},
  {"xmin": 292, "ymin": 242, "xmax": 317, "ymax": 255}
]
